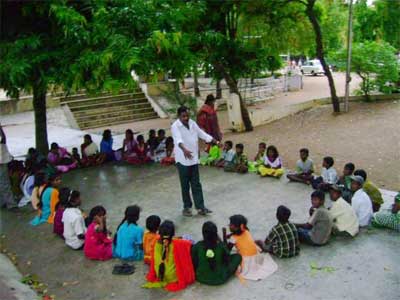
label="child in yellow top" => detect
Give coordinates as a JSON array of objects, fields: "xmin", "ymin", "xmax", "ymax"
[{"xmin": 143, "ymin": 215, "xmax": 161, "ymax": 264}]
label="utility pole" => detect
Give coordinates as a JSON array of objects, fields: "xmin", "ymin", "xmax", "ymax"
[{"xmin": 344, "ymin": 0, "xmax": 354, "ymax": 112}]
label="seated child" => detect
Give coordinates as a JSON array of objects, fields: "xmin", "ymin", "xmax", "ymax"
[
  {"xmin": 227, "ymin": 215, "xmax": 278, "ymax": 281},
  {"xmin": 47, "ymin": 143, "xmax": 77, "ymax": 173},
  {"xmin": 84, "ymin": 206, "xmax": 113, "ymax": 260},
  {"xmin": 259, "ymin": 206, "xmax": 300, "ymax": 258},
  {"xmin": 154, "ymin": 129, "xmax": 167, "ymax": 162},
  {"xmin": 328, "ymin": 185, "xmax": 359, "ymax": 237},
  {"xmin": 225, "ymin": 143, "xmax": 248, "ymax": 174},
  {"xmin": 295, "ymin": 190, "xmax": 333, "ymax": 246},
  {"xmin": 372, "ymin": 192, "xmax": 400, "ymax": 231},
  {"xmin": 127, "ymin": 135, "xmax": 152, "ymax": 164},
  {"xmin": 71, "ymin": 148, "xmax": 81, "ymax": 167},
  {"xmin": 350, "ymin": 175, "xmax": 373, "ymax": 227},
  {"xmin": 160, "ymin": 137, "xmax": 175, "ymax": 166},
  {"xmin": 113, "ymin": 205, "xmax": 144, "ymax": 261},
  {"xmin": 337, "ymin": 162, "xmax": 355, "ymax": 202},
  {"xmin": 30, "ymin": 172, "xmax": 46, "ymax": 210},
  {"xmin": 200, "ymin": 142, "xmax": 221, "ymax": 166},
  {"xmin": 287, "ymin": 148, "xmax": 314, "ymax": 184},
  {"xmin": 144, "ymin": 220, "xmax": 195, "ymax": 291},
  {"xmin": 81, "ymin": 134, "xmax": 106, "ymax": 167},
  {"xmin": 143, "ymin": 215, "xmax": 161, "ymax": 264},
  {"xmin": 191, "ymin": 221, "xmax": 242, "ymax": 285},
  {"xmin": 147, "ymin": 129, "xmax": 158, "ymax": 157},
  {"xmin": 215, "ymin": 141, "xmax": 235, "ymax": 169},
  {"xmin": 62, "ymin": 189, "xmax": 86, "ymax": 250},
  {"xmin": 354, "ymin": 169, "xmax": 383, "ymax": 212},
  {"xmin": 30, "ymin": 174, "xmax": 62, "ymax": 226},
  {"xmin": 311, "ymin": 156, "xmax": 338, "ymax": 191},
  {"xmin": 53, "ymin": 187, "xmax": 69, "ymax": 238},
  {"xmin": 18, "ymin": 167, "xmax": 35, "ymax": 207},
  {"xmin": 258, "ymin": 145, "xmax": 284, "ymax": 178},
  {"xmin": 248, "ymin": 142, "xmax": 266, "ymax": 173}
]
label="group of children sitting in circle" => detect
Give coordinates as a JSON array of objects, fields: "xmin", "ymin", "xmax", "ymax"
[{"xmin": 4, "ymin": 125, "xmax": 399, "ymax": 292}]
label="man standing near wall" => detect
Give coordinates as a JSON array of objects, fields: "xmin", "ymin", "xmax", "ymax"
[{"xmin": 171, "ymin": 106, "xmax": 219, "ymax": 216}]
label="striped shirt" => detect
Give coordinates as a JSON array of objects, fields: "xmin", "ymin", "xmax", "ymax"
[{"xmin": 266, "ymin": 222, "xmax": 300, "ymax": 258}]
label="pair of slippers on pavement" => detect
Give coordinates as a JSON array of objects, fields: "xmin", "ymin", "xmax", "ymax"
[{"xmin": 113, "ymin": 263, "xmax": 135, "ymax": 275}]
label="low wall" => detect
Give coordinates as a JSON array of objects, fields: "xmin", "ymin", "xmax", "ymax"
[
  {"xmin": 246, "ymin": 93, "xmax": 400, "ymax": 129},
  {"xmin": 0, "ymin": 96, "xmax": 60, "ymax": 115}
]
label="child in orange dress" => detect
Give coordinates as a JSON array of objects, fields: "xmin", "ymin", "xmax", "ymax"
[
  {"xmin": 143, "ymin": 215, "xmax": 161, "ymax": 264},
  {"xmin": 228, "ymin": 215, "xmax": 277, "ymax": 281}
]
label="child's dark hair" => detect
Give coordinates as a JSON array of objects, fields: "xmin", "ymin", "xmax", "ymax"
[
  {"xmin": 236, "ymin": 143, "xmax": 244, "ymax": 151},
  {"xmin": 311, "ymin": 190, "xmax": 325, "ymax": 202},
  {"xmin": 137, "ymin": 135, "xmax": 144, "ymax": 143},
  {"xmin": 259, "ymin": 142, "xmax": 266, "ymax": 148},
  {"xmin": 50, "ymin": 142, "xmax": 59, "ymax": 150},
  {"xmin": 229, "ymin": 214, "xmax": 248, "ymax": 231},
  {"xmin": 158, "ymin": 220, "xmax": 175, "ymax": 281},
  {"xmin": 114, "ymin": 205, "xmax": 141, "ymax": 246},
  {"xmin": 276, "ymin": 205, "xmax": 291, "ymax": 223},
  {"xmin": 202, "ymin": 221, "xmax": 227, "ymax": 271},
  {"xmin": 323, "ymin": 156, "xmax": 334, "ymax": 168},
  {"xmin": 157, "ymin": 129, "xmax": 166, "ymax": 136},
  {"xmin": 225, "ymin": 140, "xmax": 233, "ymax": 148},
  {"xmin": 34, "ymin": 172, "xmax": 46, "ymax": 187},
  {"xmin": 166, "ymin": 136, "xmax": 174, "ymax": 146},
  {"xmin": 300, "ymin": 148, "xmax": 309, "ymax": 155},
  {"xmin": 354, "ymin": 169, "xmax": 367, "ymax": 181},
  {"xmin": 84, "ymin": 134, "xmax": 93, "ymax": 142},
  {"xmin": 146, "ymin": 215, "xmax": 161, "ymax": 232},
  {"xmin": 58, "ymin": 187, "xmax": 80, "ymax": 209},
  {"xmin": 47, "ymin": 174, "xmax": 61, "ymax": 186},
  {"xmin": 72, "ymin": 147, "xmax": 78, "ymax": 152},
  {"xmin": 149, "ymin": 129, "xmax": 156, "ymax": 136},
  {"xmin": 86, "ymin": 205, "xmax": 107, "ymax": 232},
  {"xmin": 102, "ymin": 129, "xmax": 112, "ymax": 140},
  {"xmin": 267, "ymin": 145, "xmax": 279, "ymax": 158},
  {"xmin": 344, "ymin": 162, "xmax": 355, "ymax": 173}
]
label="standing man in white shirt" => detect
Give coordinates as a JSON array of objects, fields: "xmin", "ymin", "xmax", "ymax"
[
  {"xmin": 0, "ymin": 123, "xmax": 16, "ymax": 209},
  {"xmin": 171, "ymin": 106, "xmax": 219, "ymax": 216},
  {"xmin": 350, "ymin": 175, "xmax": 373, "ymax": 227}
]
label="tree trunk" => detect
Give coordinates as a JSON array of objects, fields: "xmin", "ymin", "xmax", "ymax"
[
  {"xmin": 32, "ymin": 83, "xmax": 49, "ymax": 154},
  {"xmin": 214, "ymin": 63, "xmax": 253, "ymax": 131},
  {"xmin": 306, "ymin": 0, "xmax": 340, "ymax": 113},
  {"xmin": 193, "ymin": 67, "xmax": 200, "ymax": 97},
  {"xmin": 216, "ymin": 79, "xmax": 222, "ymax": 99}
]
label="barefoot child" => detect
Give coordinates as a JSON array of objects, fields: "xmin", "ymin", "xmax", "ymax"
[
  {"xmin": 143, "ymin": 215, "xmax": 161, "ymax": 264},
  {"xmin": 191, "ymin": 221, "xmax": 242, "ymax": 285},
  {"xmin": 62, "ymin": 189, "xmax": 86, "ymax": 250},
  {"xmin": 259, "ymin": 206, "xmax": 300, "ymax": 258},
  {"xmin": 84, "ymin": 206, "xmax": 113, "ymax": 260},
  {"xmin": 144, "ymin": 220, "xmax": 195, "ymax": 291},
  {"xmin": 248, "ymin": 142, "xmax": 266, "ymax": 173},
  {"xmin": 53, "ymin": 188, "xmax": 69, "ymax": 238},
  {"xmin": 287, "ymin": 148, "xmax": 314, "ymax": 184},
  {"xmin": 295, "ymin": 190, "xmax": 333, "ymax": 246},
  {"xmin": 200, "ymin": 141, "xmax": 221, "ymax": 166},
  {"xmin": 215, "ymin": 141, "xmax": 235, "ymax": 169},
  {"xmin": 350, "ymin": 175, "xmax": 373, "ymax": 227},
  {"xmin": 160, "ymin": 137, "xmax": 175, "ymax": 166},
  {"xmin": 224, "ymin": 144, "xmax": 248, "ymax": 174},
  {"xmin": 311, "ymin": 156, "xmax": 338, "ymax": 191},
  {"xmin": 227, "ymin": 215, "xmax": 277, "ymax": 281},
  {"xmin": 113, "ymin": 205, "xmax": 144, "ymax": 261},
  {"xmin": 337, "ymin": 162, "xmax": 355, "ymax": 202},
  {"xmin": 259, "ymin": 145, "xmax": 284, "ymax": 178},
  {"xmin": 372, "ymin": 192, "xmax": 400, "ymax": 231},
  {"xmin": 354, "ymin": 169, "xmax": 383, "ymax": 212}
]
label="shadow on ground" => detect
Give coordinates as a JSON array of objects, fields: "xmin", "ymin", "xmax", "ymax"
[{"xmin": 1, "ymin": 164, "xmax": 399, "ymax": 300}]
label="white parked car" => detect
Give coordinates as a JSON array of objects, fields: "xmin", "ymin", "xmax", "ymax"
[{"xmin": 300, "ymin": 59, "xmax": 325, "ymax": 76}]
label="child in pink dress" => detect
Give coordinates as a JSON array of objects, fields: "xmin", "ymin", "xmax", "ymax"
[{"xmin": 84, "ymin": 206, "xmax": 113, "ymax": 261}]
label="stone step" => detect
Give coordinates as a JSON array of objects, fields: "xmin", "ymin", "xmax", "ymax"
[
  {"xmin": 68, "ymin": 97, "xmax": 149, "ymax": 111},
  {"xmin": 78, "ymin": 112, "xmax": 158, "ymax": 129},
  {"xmin": 72, "ymin": 103, "xmax": 152, "ymax": 118},
  {"xmin": 56, "ymin": 89, "xmax": 142, "ymax": 103},
  {"xmin": 62, "ymin": 93, "xmax": 146, "ymax": 107},
  {"xmin": 75, "ymin": 107, "xmax": 156, "ymax": 121}
]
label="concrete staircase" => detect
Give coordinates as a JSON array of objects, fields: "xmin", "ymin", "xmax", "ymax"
[{"xmin": 57, "ymin": 89, "xmax": 158, "ymax": 130}]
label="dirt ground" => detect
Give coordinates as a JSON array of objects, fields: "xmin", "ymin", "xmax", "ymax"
[{"xmin": 224, "ymin": 100, "xmax": 400, "ymax": 191}]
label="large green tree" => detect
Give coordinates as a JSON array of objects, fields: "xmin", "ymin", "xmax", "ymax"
[{"xmin": 0, "ymin": 0, "xmax": 148, "ymax": 153}]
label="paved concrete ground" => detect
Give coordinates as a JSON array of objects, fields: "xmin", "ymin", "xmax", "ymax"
[{"xmin": 1, "ymin": 164, "xmax": 399, "ymax": 300}]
